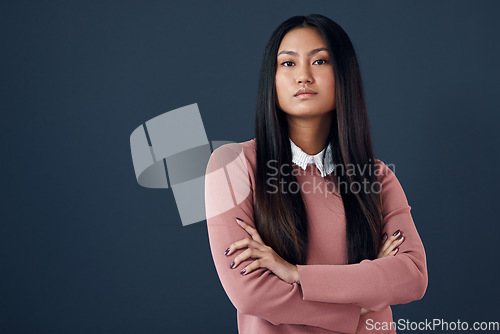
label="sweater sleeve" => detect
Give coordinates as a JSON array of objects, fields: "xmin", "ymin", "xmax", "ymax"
[
  {"xmin": 205, "ymin": 143, "xmax": 361, "ymax": 333},
  {"xmin": 296, "ymin": 159, "xmax": 428, "ymax": 312}
]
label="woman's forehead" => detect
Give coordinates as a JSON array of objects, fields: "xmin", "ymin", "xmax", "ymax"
[{"xmin": 277, "ymin": 27, "xmax": 327, "ymax": 54}]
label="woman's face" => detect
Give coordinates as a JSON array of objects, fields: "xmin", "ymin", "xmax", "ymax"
[{"xmin": 275, "ymin": 26, "xmax": 336, "ymax": 117}]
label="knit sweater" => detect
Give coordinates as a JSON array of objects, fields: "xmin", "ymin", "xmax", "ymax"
[{"xmin": 204, "ymin": 138, "xmax": 428, "ymax": 334}]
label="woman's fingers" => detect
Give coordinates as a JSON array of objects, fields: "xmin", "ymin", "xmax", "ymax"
[
  {"xmin": 236, "ymin": 217, "xmax": 265, "ymax": 244},
  {"xmin": 378, "ymin": 230, "xmax": 405, "ymax": 258},
  {"xmin": 382, "ymin": 237, "xmax": 404, "ymax": 257},
  {"xmin": 386, "ymin": 235, "xmax": 404, "ymax": 253},
  {"xmin": 380, "ymin": 230, "xmax": 402, "ymax": 253},
  {"xmin": 222, "ymin": 218, "xmax": 277, "ymax": 277},
  {"xmin": 238, "ymin": 259, "xmax": 262, "ymax": 275},
  {"xmin": 382, "ymin": 237, "xmax": 403, "ymax": 257},
  {"xmin": 229, "ymin": 247, "xmax": 263, "ymax": 271},
  {"xmin": 225, "ymin": 237, "xmax": 260, "ymax": 256}
]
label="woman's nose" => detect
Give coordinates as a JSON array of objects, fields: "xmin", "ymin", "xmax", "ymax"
[{"xmin": 296, "ymin": 64, "xmax": 313, "ymax": 84}]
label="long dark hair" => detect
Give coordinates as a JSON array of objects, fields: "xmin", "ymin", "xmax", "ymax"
[{"xmin": 254, "ymin": 14, "xmax": 383, "ymax": 265}]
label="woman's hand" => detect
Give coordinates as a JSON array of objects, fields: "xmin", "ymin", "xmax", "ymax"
[
  {"xmin": 224, "ymin": 217, "xmax": 300, "ymax": 285},
  {"xmin": 377, "ymin": 230, "xmax": 404, "ymax": 258},
  {"xmin": 361, "ymin": 229, "xmax": 405, "ymax": 315}
]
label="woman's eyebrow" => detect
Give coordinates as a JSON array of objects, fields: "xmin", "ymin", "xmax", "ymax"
[{"xmin": 277, "ymin": 47, "xmax": 329, "ymax": 57}]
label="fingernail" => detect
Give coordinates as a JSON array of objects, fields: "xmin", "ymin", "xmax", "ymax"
[
  {"xmin": 395, "ymin": 247, "xmax": 399, "ymax": 253},
  {"xmin": 230, "ymin": 261, "xmax": 235, "ymax": 268},
  {"xmin": 236, "ymin": 217, "xmax": 243, "ymax": 223},
  {"xmin": 240, "ymin": 269, "xmax": 246, "ymax": 275},
  {"xmin": 396, "ymin": 233, "xmax": 403, "ymax": 240},
  {"xmin": 382, "ymin": 233, "xmax": 387, "ymax": 241},
  {"xmin": 224, "ymin": 248, "xmax": 230, "ymax": 255},
  {"xmin": 393, "ymin": 230, "xmax": 400, "ymax": 237}
]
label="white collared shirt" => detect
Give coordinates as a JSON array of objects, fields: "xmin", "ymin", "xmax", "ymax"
[{"xmin": 290, "ymin": 138, "xmax": 335, "ymax": 177}]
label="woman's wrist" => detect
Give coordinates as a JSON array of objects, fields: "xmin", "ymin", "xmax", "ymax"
[{"xmin": 294, "ymin": 265, "xmax": 301, "ymax": 285}]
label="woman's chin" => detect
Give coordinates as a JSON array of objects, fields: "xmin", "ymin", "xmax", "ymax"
[{"xmin": 282, "ymin": 105, "xmax": 333, "ymax": 118}]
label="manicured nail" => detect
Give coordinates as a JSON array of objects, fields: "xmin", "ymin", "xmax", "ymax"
[
  {"xmin": 224, "ymin": 248, "xmax": 230, "ymax": 255},
  {"xmin": 396, "ymin": 233, "xmax": 403, "ymax": 240},
  {"xmin": 382, "ymin": 233, "xmax": 387, "ymax": 242},
  {"xmin": 393, "ymin": 230, "xmax": 400, "ymax": 237},
  {"xmin": 240, "ymin": 269, "xmax": 246, "ymax": 275},
  {"xmin": 230, "ymin": 261, "xmax": 235, "ymax": 268},
  {"xmin": 395, "ymin": 247, "xmax": 399, "ymax": 253}
]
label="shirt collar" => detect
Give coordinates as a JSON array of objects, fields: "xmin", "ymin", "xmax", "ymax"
[{"xmin": 289, "ymin": 138, "xmax": 335, "ymax": 177}]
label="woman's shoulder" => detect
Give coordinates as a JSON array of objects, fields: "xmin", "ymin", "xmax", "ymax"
[
  {"xmin": 210, "ymin": 137, "xmax": 256, "ymax": 163},
  {"xmin": 207, "ymin": 138, "xmax": 257, "ymax": 176}
]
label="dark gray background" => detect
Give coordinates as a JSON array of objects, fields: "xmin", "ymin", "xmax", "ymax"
[{"xmin": 1, "ymin": 0, "xmax": 499, "ymax": 333}]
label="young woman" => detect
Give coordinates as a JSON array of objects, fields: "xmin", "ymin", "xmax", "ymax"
[{"xmin": 205, "ymin": 14, "xmax": 427, "ymax": 334}]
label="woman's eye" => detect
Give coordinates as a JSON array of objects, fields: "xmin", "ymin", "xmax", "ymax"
[
  {"xmin": 280, "ymin": 59, "xmax": 327, "ymax": 67},
  {"xmin": 313, "ymin": 59, "xmax": 328, "ymax": 65}
]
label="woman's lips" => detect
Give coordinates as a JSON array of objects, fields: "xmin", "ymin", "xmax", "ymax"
[
  {"xmin": 294, "ymin": 87, "xmax": 318, "ymax": 98},
  {"xmin": 295, "ymin": 92, "xmax": 317, "ymax": 98}
]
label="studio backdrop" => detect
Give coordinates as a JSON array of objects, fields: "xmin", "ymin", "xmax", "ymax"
[{"xmin": 1, "ymin": 1, "xmax": 499, "ymax": 333}]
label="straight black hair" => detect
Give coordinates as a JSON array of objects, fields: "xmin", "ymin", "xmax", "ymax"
[{"xmin": 254, "ymin": 14, "xmax": 383, "ymax": 265}]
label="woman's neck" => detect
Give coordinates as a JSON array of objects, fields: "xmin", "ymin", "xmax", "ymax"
[{"xmin": 286, "ymin": 112, "xmax": 332, "ymax": 155}]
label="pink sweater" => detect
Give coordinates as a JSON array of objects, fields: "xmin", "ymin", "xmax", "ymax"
[{"xmin": 204, "ymin": 138, "xmax": 428, "ymax": 334}]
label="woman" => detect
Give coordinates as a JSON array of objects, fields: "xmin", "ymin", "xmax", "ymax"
[{"xmin": 204, "ymin": 14, "xmax": 427, "ymax": 334}]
